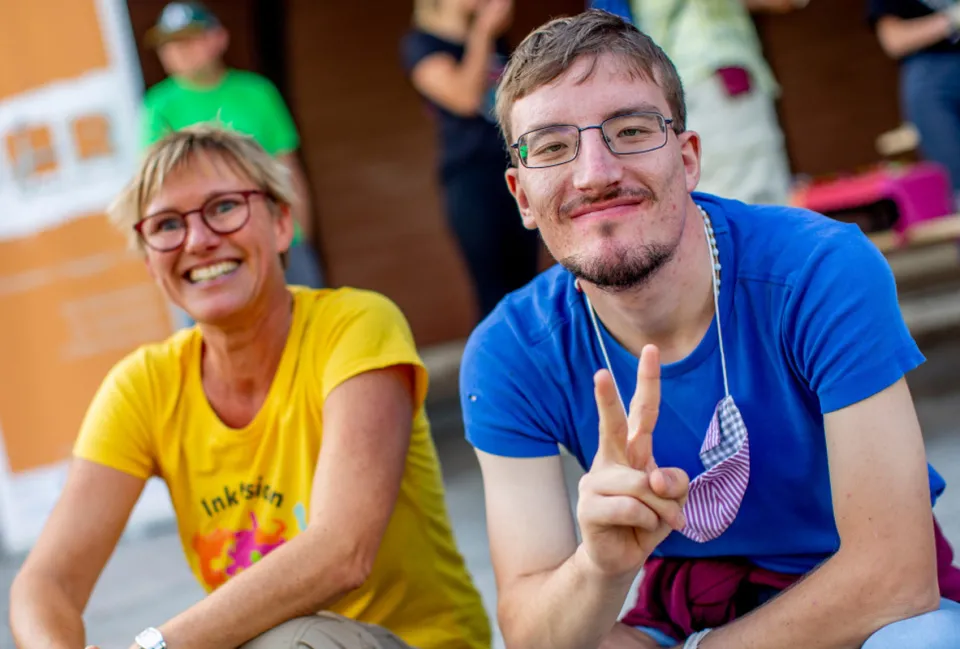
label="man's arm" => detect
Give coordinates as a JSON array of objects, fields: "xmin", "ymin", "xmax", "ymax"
[
  {"xmin": 695, "ymin": 378, "xmax": 939, "ymax": 649},
  {"xmin": 477, "ymin": 451, "xmax": 641, "ymax": 649},
  {"xmin": 146, "ymin": 365, "xmax": 415, "ymax": 649},
  {"xmin": 10, "ymin": 460, "xmax": 145, "ymax": 649},
  {"xmin": 277, "ymin": 151, "xmax": 313, "ymax": 241},
  {"xmin": 476, "ymin": 348, "xmax": 689, "ymax": 649}
]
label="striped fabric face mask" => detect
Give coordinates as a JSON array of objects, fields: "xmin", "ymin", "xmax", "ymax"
[{"xmin": 583, "ymin": 204, "xmax": 750, "ymax": 543}]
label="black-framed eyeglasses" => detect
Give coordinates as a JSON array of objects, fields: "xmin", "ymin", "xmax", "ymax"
[
  {"xmin": 134, "ymin": 189, "xmax": 269, "ymax": 252},
  {"xmin": 511, "ymin": 112, "xmax": 675, "ymax": 169}
]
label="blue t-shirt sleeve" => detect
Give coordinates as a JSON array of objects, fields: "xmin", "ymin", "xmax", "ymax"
[
  {"xmin": 783, "ymin": 224, "xmax": 924, "ymax": 414},
  {"xmin": 459, "ymin": 322, "xmax": 563, "ymax": 458}
]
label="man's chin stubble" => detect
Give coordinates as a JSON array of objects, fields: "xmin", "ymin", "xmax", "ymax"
[{"xmin": 560, "ymin": 243, "xmax": 675, "ymax": 292}]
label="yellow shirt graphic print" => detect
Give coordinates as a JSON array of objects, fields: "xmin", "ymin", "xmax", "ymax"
[{"xmin": 192, "ymin": 477, "xmax": 305, "ymax": 590}]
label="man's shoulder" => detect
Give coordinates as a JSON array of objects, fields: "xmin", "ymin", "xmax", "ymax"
[
  {"xmin": 143, "ymin": 77, "xmax": 181, "ymax": 108},
  {"xmin": 469, "ymin": 265, "xmax": 577, "ymax": 349},
  {"xmin": 462, "ymin": 265, "xmax": 579, "ymax": 384},
  {"xmin": 225, "ymin": 69, "xmax": 281, "ymax": 94},
  {"xmin": 701, "ymin": 193, "xmax": 878, "ymax": 285}
]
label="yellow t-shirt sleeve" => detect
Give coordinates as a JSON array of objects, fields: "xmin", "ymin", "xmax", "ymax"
[
  {"xmin": 72, "ymin": 349, "xmax": 157, "ymax": 480},
  {"xmin": 319, "ymin": 290, "xmax": 429, "ymax": 408}
]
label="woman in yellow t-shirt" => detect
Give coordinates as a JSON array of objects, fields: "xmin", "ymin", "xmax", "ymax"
[{"xmin": 9, "ymin": 124, "xmax": 491, "ymax": 649}]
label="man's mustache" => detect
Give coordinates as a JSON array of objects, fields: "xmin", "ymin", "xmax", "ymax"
[{"xmin": 558, "ymin": 187, "xmax": 655, "ymax": 219}]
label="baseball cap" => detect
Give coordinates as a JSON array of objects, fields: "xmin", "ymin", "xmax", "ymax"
[{"xmin": 145, "ymin": 1, "xmax": 221, "ymax": 47}]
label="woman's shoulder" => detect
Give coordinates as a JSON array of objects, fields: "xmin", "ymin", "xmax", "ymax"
[
  {"xmin": 294, "ymin": 286, "xmax": 412, "ymax": 332},
  {"xmin": 401, "ymin": 28, "xmax": 463, "ymax": 72},
  {"xmin": 111, "ymin": 328, "xmax": 195, "ymax": 384}
]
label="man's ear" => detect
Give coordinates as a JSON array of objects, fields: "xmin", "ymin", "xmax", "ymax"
[
  {"xmin": 210, "ymin": 26, "xmax": 230, "ymax": 57},
  {"xmin": 506, "ymin": 168, "xmax": 537, "ymax": 231},
  {"xmin": 677, "ymin": 130, "xmax": 702, "ymax": 195}
]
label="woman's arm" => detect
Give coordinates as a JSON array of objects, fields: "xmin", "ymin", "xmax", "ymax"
[
  {"xmin": 876, "ymin": 13, "xmax": 956, "ymax": 59},
  {"xmin": 10, "ymin": 460, "xmax": 145, "ymax": 649},
  {"xmin": 410, "ymin": 0, "xmax": 513, "ymax": 116},
  {"xmin": 139, "ymin": 365, "xmax": 417, "ymax": 649}
]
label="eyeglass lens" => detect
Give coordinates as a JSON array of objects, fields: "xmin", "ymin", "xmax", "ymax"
[
  {"xmin": 138, "ymin": 192, "xmax": 252, "ymax": 251},
  {"xmin": 519, "ymin": 113, "xmax": 668, "ymax": 168}
]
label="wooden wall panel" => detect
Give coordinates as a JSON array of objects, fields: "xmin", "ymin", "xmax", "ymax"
[
  {"xmin": 754, "ymin": 0, "xmax": 902, "ymax": 177},
  {"xmin": 284, "ymin": 1, "xmax": 583, "ymax": 346}
]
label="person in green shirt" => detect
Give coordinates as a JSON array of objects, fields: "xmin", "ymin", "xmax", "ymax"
[{"xmin": 140, "ymin": 1, "xmax": 324, "ymax": 314}]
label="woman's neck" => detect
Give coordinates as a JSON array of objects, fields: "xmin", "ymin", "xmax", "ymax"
[{"xmin": 199, "ymin": 285, "xmax": 293, "ymax": 402}]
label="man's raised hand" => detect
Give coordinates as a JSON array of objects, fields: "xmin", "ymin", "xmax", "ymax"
[{"xmin": 577, "ymin": 345, "xmax": 690, "ymax": 579}]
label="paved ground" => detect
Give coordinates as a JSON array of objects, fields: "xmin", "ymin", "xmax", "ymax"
[{"xmin": 4, "ymin": 333, "xmax": 960, "ymax": 649}]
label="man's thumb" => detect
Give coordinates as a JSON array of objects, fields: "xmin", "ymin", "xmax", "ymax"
[{"xmin": 650, "ymin": 467, "xmax": 689, "ymax": 500}]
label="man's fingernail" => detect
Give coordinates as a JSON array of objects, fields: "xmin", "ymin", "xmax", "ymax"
[{"xmin": 661, "ymin": 470, "xmax": 674, "ymax": 487}]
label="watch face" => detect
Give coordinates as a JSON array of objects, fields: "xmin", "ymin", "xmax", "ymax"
[{"xmin": 136, "ymin": 627, "xmax": 163, "ymax": 649}]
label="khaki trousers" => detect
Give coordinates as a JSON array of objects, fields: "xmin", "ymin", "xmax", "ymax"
[{"xmin": 240, "ymin": 613, "xmax": 415, "ymax": 649}]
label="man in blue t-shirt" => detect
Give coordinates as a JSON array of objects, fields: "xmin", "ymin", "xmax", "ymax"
[{"xmin": 460, "ymin": 10, "xmax": 960, "ymax": 649}]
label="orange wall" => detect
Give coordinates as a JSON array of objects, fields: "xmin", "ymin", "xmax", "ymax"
[
  {"xmin": 0, "ymin": 216, "xmax": 172, "ymax": 472},
  {"xmin": 0, "ymin": 0, "xmax": 172, "ymax": 472},
  {"xmin": 0, "ymin": 0, "xmax": 109, "ymax": 102}
]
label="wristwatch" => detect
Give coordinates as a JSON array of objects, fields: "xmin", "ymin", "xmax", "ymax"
[
  {"xmin": 134, "ymin": 627, "xmax": 167, "ymax": 649},
  {"xmin": 684, "ymin": 628, "xmax": 712, "ymax": 649}
]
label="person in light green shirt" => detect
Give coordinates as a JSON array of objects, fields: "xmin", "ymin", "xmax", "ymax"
[
  {"xmin": 140, "ymin": 1, "xmax": 324, "ymax": 301},
  {"xmin": 591, "ymin": 0, "xmax": 808, "ymax": 205}
]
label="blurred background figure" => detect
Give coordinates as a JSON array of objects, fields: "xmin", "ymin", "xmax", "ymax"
[
  {"xmin": 140, "ymin": 1, "xmax": 325, "ymax": 299},
  {"xmin": 589, "ymin": 0, "xmax": 807, "ymax": 205},
  {"xmin": 870, "ymin": 0, "xmax": 960, "ymax": 206},
  {"xmin": 401, "ymin": 0, "xmax": 540, "ymax": 322}
]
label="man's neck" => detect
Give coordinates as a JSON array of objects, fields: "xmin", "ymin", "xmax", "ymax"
[
  {"xmin": 581, "ymin": 198, "xmax": 717, "ymax": 365},
  {"xmin": 179, "ymin": 63, "xmax": 227, "ymax": 89},
  {"xmin": 199, "ymin": 284, "xmax": 293, "ymax": 401}
]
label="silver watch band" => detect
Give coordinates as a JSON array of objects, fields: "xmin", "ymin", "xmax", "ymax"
[
  {"xmin": 683, "ymin": 628, "xmax": 712, "ymax": 649},
  {"xmin": 134, "ymin": 626, "xmax": 167, "ymax": 649}
]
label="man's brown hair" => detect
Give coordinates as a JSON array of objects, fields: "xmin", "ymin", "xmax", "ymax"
[{"xmin": 494, "ymin": 9, "xmax": 686, "ymax": 150}]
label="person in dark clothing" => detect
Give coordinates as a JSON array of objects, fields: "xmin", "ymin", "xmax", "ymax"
[
  {"xmin": 870, "ymin": 0, "xmax": 960, "ymax": 203},
  {"xmin": 402, "ymin": 0, "xmax": 540, "ymax": 322}
]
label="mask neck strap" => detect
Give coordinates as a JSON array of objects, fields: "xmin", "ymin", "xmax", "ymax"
[
  {"xmin": 581, "ymin": 202, "xmax": 730, "ymax": 408},
  {"xmin": 699, "ymin": 205, "xmax": 730, "ymax": 399}
]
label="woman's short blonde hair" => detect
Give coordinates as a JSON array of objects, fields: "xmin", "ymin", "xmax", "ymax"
[{"xmin": 109, "ymin": 123, "xmax": 296, "ymax": 253}]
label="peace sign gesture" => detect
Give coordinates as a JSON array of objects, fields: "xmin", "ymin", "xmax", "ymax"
[{"xmin": 577, "ymin": 345, "xmax": 690, "ymax": 579}]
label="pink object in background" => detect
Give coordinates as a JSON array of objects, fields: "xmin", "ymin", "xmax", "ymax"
[{"xmin": 791, "ymin": 162, "xmax": 954, "ymax": 235}]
